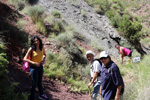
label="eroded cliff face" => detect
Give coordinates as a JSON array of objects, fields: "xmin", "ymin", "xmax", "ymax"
[{"xmin": 38, "ymin": 0, "xmax": 121, "ymax": 57}]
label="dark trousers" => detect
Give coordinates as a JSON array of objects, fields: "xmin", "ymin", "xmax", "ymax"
[{"xmin": 29, "ymin": 65, "xmax": 44, "ymax": 100}]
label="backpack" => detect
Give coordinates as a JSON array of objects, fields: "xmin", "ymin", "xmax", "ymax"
[
  {"xmin": 93, "ymin": 59, "xmax": 102, "ymax": 77},
  {"xmin": 22, "ymin": 49, "xmax": 33, "ymax": 72}
]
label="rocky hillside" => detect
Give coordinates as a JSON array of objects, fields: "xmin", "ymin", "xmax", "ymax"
[{"xmin": 38, "ymin": 0, "xmax": 121, "ymax": 57}]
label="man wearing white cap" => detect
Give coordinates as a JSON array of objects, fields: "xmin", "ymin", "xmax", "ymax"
[
  {"xmin": 99, "ymin": 51, "xmax": 124, "ymax": 100},
  {"xmin": 86, "ymin": 50, "xmax": 102, "ymax": 100}
]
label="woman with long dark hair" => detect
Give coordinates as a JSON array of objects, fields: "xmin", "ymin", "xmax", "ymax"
[{"xmin": 23, "ymin": 36, "xmax": 49, "ymax": 100}]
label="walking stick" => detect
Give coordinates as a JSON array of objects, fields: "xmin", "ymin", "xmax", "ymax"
[{"xmin": 88, "ymin": 87, "xmax": 91, "ymax": 100}]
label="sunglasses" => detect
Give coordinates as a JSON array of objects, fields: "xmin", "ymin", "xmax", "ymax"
[{"xmin": 100, "ymin": 57, "xmax": 108, "ymax": 60}]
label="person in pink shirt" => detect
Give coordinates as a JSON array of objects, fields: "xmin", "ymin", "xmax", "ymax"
[{"xmin": 115, "ymin": 45, "xmax": 132, "ymax": 64}]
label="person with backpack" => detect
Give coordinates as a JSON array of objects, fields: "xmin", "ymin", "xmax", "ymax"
[
  {"xmin": 86, "ymin": 50, "xmax": 102, "ymax": 100},
  {"xmin": 115, "ymin": 45, "xmax": 132, "ymax": 64},
  {"xmin": 23, "ymin": 36, "xmax": 49, "ymax": 100},
  {"xmin": 99, "ymin": 51, "xmax": 124, "ymax": 100}
]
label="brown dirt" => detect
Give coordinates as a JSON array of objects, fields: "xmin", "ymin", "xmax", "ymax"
[{"xmin": 1, "ymin": 1, "xmax": 93, "ymax": 100}]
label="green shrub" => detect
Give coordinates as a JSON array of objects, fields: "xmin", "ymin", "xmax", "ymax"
[
  {"xmin": 94, "ymin": 0, "xmax": 111, "ymax": 11},
  {"xmin": 35, "ymin": 21, "xmax": 47, "ymax": 35},
  {"xmin": 45, "ymin": 33, "xmax": 88, "ymax": 93},
  {"xmin": 94, "ymin": 5, "xmax": 104, "ymax": 14},
  {"xmin": 51, "ymin": 10, "xmax": 62, "ymax": 18},
  {"xmin": 55, "ymin": 33, "xmax": 73, "ymax": 47},
  {"xmin": 81, "ymin": 9, "xmax": 86, "ymax": 17},
  {"xmin": 0, "ymin": 44, "xmax": 27, "ymax": 100},
  {"xmin": 17, "ymin": 18, "xmax": 27, "ymax": 30},
  {"xmin": 27, "ymin": 5, "xmax": 45, "ymax": 23},
  {"xmin": 111, "ymin": 4, "xmax": 119, "ymax": 9},
  {"xmin": 86, "ymin": 0, "xmax": 144, "ymax": 45},
  {"xmin": 125, "ymin": 21, "xmax": 142, "ymax": 43},
  {"xmin": 27, "ymin": 5, "xmax": 47, "ymax": 35},
  {"xmin": 8, "ymin": 0, "xmax": 27, "ymax": 11},
  {"xmin": 0, "ymin": 44, "xmax": 8, "ymax": 76}
]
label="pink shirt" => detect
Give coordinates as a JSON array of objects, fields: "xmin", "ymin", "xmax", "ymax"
[{"xmin": 122, "ymin": 48, "xmax": 131, "ymax": 56}]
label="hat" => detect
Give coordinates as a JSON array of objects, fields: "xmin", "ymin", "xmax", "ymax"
[
  {"xmin": 99, "ymin": 51, "xmax": 109, "ymax": 59},
  {"xmin": 86, "ymin": 50, "xmax": 95, "ymax": 56}
]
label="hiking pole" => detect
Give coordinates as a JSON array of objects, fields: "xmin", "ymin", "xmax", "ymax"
[{"xmin": 88, "ymin": 87, "xmax": 91, "ymax": 100}]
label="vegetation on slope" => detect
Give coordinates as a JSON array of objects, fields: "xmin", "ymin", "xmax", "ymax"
[
  {"xmin": 119, "ymin": 56, "xmax": 150, "ymax": 100},
  {"xmin": 85, "ymin": 0, "xmax": 150, "ymax": 45},
  {"xmin": 5, "ymin": 0, "xmax": 150, "ymax": 99},
  {"xmin": 0, "ymin": 43, "xmax": 28, "ymax": 100}
]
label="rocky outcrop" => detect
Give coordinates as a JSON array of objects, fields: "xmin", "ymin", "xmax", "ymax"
[{"xmin": 38, "ymin": 0, "xmax": 121, "ymax": 57}]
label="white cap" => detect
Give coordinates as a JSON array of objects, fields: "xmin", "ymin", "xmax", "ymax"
[
  {"xmin": 86, "ymin": 50, "xmax": 95, "ymax": 56},
  {"xmin": 99, "ymin": 51, "xmax": 109, "ymax": 59}
]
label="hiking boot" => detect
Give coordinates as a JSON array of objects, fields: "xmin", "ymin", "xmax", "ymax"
[{"xmin": 39, "ymin": 94, "xmax": 49, "ymax": 100}]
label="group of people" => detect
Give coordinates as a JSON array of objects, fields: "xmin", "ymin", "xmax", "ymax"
[
  {"xmin": 86, "ymin": 45, "xmax": 132, "ymax": 100},
  {"xmin": 23, "ymin": 35, "xmax": 132, "ymax": 100},
  {"xmin": 86, "ymin": 50, "xmax": 125, "ymax": 100}
]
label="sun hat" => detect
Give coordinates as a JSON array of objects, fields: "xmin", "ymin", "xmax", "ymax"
[
  {"xmin": 99, "ymin": 51, "xmax": 109, "ymax": 59},
  {"xmin": 86, "ymin": 50, "xmax": 95, "ymax": 56}
]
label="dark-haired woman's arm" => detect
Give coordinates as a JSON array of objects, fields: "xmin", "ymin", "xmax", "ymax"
[{"xmin": 23, "ymin": 47, "xmax": 40, "ymax": 67}]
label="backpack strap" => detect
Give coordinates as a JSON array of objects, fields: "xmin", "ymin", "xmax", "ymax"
[{"xmin": 91, "ymin": 59, "xmax": 102, "ymax": 82}]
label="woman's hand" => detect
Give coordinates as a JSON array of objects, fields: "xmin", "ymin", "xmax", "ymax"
[{"xmin": 33, "ymin": 62, "xmax": 41, "ymax": 67}]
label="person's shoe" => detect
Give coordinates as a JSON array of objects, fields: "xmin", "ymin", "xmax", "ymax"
[{"xmin": 39, "ymin": 94, "xmax": 49, "ymax": 100}]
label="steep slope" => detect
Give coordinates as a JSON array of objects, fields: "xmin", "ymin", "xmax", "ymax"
[
  {"xmin": 0, "ymin": 2, "xmax": 90, "ymax": 100},
  {"xmin": 38, "ymin": 0, "xmax": 121, "ymax": 57}
]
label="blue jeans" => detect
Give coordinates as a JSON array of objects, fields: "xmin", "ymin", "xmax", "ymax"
[
  {"xmin": 92, "ymin": 82, "xmax": 101, "ymax": 100},
  {"xmin": 29, "ymin": 65, "xmax": 44, "ymax": 100}
]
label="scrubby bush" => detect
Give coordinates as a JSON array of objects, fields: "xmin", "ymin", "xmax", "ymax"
[
  {"xmin": 45, "ymin": 31, "xmax": 89, "ymax": 93},
  {"xmin": 86, "ymin": 0, "xmax": 144, "ymax": 45},
  {"xmin": 8, "ymin": 0, "xmax": 27, "ymax": 11},
  {"xmin": 126, "ymin": 21, "xmax": 142, "ymax": 43},
  {"xmin": 51, "ymin": 10, "xmax": 62, "ymax": 18},
  {"xmin": 27, "ymin": 5, "xmax": 47, "ymax": 35},
  {"xmin": 0, "ymin": 44, "xmax": 27, "ymax": 100},
  {"xmin": 17, "ymin": 18, "xmax": 27, "ymax": 30},
  {"xmin": 27, "ymin": 5, "xmax": 45, "ymax": 23},
  {"xmin": 0, "ymin": 44, "xmax": 8, "ymax": 76}
]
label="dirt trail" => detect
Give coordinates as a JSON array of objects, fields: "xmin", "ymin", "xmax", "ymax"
[{"xmin": 8, "ymin": 62, "xmax": 89, "ymax": 100}]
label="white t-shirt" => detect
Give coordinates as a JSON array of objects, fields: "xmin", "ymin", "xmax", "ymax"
[{"xmin": 90, "ymin": 60, "xmax": 101, "ymax": 82}]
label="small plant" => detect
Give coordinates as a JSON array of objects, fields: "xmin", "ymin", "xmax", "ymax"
[
  {"xmin": 51, "ymin": 10, "xmax": 62, "ymax": 18},
  {"xmin": 8, "ymin": 0, "xmax": 27, "ymax": 11},
  {"xmin": 81, "ymin": 9, "xmax": 86, "ymax": 17},
  {"xmin": 17, "ymin": 18, "xmax": 27, "ymax": 30},
  {"xmin": 55, "ymin": 33, "xmax": 73, "ymax": 47},
  {"xmin": 35, "ymin": 21, "xmax": 47, "ymax": 35},
  {"xmin": 94, "ymin": 5, "xmax": 104, "ymax": 14},
  {"xmin": 27, "ymin": 5, "xmax": 47, "ymax": 35},
  {"xmin": 27, "ymin": 5, "xmax": 45, "ymax": 23}
]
